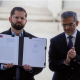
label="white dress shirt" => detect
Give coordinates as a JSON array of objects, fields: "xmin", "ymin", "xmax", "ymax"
[
  {"xmin": 64, "ymin": 29, "xmax": 77, "ymax": 66},
  {"xmin": 65, "ymin": 29, "xmax": 77, "ymax": 47}
]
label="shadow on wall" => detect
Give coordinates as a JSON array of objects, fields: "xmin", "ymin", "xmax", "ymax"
[{"xmin": 0, "ymin": 1, "xmax": 2, "ymax": 6}]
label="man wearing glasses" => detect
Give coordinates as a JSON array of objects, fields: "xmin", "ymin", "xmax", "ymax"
[{"xmin": 49, "ymin": 11, "xmax": 80, "ymax": 80}]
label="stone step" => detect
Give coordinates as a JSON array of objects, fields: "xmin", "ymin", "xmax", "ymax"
[
  {"xmin": 0, "ymin": 6, "xmax": 52, "ymax": 15},
  {"xmin": 0, "ymin": 20, "xmax": 59, "ymax": 33},
  {"xmin": 0, "ymin": 13, "xmax": 54, "ymax": 21},
  {"xmin": 0, "ymin": 6, "xmax": 54, "ymax": 21}
]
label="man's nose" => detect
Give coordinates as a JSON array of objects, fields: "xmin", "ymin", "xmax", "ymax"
[
  {"xmin": 18, "ymin": 18, "xmax": 21, "ymax": 21},
  {"xmin": 65, "ymin": 25, "xmax": 70, "ymax": 29}
]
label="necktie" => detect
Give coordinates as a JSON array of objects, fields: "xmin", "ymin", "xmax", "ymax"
[
  {"xmin": 12, "ymin": 34, "xmax": 20, "ymax": 80},
  {"xmin": 16, "ymin": 66, "xmax": 20, "ymax": 80},
  {"xmin": 16, "ymin": 33, "xmax": 23, "ymax": 80},
  {"xmin": 12, "ymin": 33, "xmax": 23, "ymax": 80},
  {"xmin": 68, "ymin": 36, "xmax": 73, "ymax": 49}
]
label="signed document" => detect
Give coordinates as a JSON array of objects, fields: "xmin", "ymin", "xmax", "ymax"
[
  {"xmin": 0, "ymin": 34, "xmax": 19, "ymax": 65},
  {"xmin": 0, "ymin": 34, "xmax": 46, "ymax": 68},
  {"xmin": 23, "ymin": 37, "xmax": 46, "ymax": 67}
]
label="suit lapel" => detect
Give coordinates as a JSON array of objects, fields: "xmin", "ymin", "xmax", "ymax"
[
  {"xmin": 74, "ymin": 30, "xmax": 80, "ymax": 54},
  {"xmin": 4, "ymin": 28, "xmax": 12, "ymax": 35},
  {"xmin": 60, "ymin": 33, "xmax": 69, "ymax": 54},
  {"xmin": 2, "ymin": 28, "xmax": 32, "ymax": 37},
  {"xmin": 23, "ymin": 30, "xmax": 29, "ymax": 37}
]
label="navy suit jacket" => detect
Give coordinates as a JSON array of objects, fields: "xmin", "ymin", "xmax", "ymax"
[
  {"xmin": 49, "ymin": 30, "xmax": 80, "ymax": 80},
  {"xmin": 0, "ymin": 28, "xmax": 43, "ymax": 80}
]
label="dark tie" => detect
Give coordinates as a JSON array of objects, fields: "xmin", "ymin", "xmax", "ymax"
[
  {"xmin": 16, "ymin": 66, "xmax": 20, "ymax": 80},
  {"xmin": 68, "ymin": 36, "xmax": 73, "ymax": 49},
  {"xmin": 12, "ymin": 33, "xmax": 23, "ymax": 80},
  {"xmin": 16, "ymin": 33, "xmax": 23, "ymax": 80}
]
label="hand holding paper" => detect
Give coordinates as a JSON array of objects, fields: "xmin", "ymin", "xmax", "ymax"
[
  {"xmin": 3, "ymin": 63, "xmax": 14, "ymax": 69},
  {"xmin": 23, "ymin": 64, "xmax": 33, "ymax": 71},
  {"xmin": 0, "ymin": 34, "xmax": 46, "ymax": 68}
]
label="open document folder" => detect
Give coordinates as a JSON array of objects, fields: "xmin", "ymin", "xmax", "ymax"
[{"xmin": 0, "ymin": 34, "xmax": 47, "ymax": 68}]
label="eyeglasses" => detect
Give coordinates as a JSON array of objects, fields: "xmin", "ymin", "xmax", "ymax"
[{"xmin": 62, "ymin": 22, "xmax": 76, "ymax": 27}]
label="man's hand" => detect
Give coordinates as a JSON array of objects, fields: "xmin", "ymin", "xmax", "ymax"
[
  {"xmin": 68, "ymin": 47, "xmax": 76, "ymax": 59},
  {"xmin": 65, "ymin": 52, "xmax": 71, "ymax": 64},
  {"xmin": 3, "ymin": 63, "xmax": 14, "ymax": 69},
  {"xmin": 23, "ymin": 64, "xmax": 33, "ymax": 71},
  {"xmin": 65, "ymin": 47, "xmax": 76, "ymax": 64}
]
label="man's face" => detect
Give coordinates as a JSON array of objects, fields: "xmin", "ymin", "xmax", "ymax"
[
  {"xmin": 10, "ymin": 11, "xmax": 27, "ymax": 30},
  {"xmin": 61, "ymin": 17, "xmax": 79, "ymax": 36}
]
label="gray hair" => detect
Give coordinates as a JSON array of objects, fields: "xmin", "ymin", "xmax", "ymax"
[{"xmin": 61, "ymin": 11, "xmax": 78, "ymax": 21}]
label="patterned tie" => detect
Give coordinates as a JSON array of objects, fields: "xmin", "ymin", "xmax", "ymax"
[{"xmin": 68, "ymin": 36, "xmax": 73, "ymax": 49}]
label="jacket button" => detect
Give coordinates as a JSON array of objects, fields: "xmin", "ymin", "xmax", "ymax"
[
  {"xmin": 71, "ymin": 76, "xmax": 73, "ymax": 79},
  {"xmin": 71, "ymin": 68, "xmax": 73, "ymax": 69},
  {"xmin": 13, "ymin": 77, "xmax": 15, "ymax": 80},
  {"xmin": 78, "ymin": 62, "xmax": 80, "ymax": 64}
]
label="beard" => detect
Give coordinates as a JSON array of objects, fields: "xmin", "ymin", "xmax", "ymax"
[
  {"xmin": 11, "ymin": 21, "xmax": 25, "ymax": 30},
  {"xmin": 64, "ymin": 29, "xmax": 75, "ymax": 36}
]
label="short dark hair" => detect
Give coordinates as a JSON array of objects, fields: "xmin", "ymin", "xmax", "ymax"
[
  {"xmin": 61, "ymin": 11, "xmax": 78, "ymax": 21},
  {"xmin": 10, "ymin": 7, "xmax": 27, "ymax": 17}
]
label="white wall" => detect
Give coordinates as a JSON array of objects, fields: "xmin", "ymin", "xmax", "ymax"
[
  {"xmin": 0, "ymin": 0, "xmax": 63, "ymax": 18},
  {"xmin": 63, "ymin": 1, "xmax": 80, "ymax": 9},
  {"xmin": 47, "ymin": 0, "xmax": 62, "ymax": 18},
  {"xmin": 1, "ymin": 0, "xmax": 47, "ymax": 8}
]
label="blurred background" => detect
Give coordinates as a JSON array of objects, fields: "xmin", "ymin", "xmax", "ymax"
[{"xmin": 0, "ymin": 0, "xmax": 80, "ymax": 80}]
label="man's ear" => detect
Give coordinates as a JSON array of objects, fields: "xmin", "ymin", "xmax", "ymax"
[
  {"xmin": 9, "ymin": 17, "xmax": 11, "ymax": 23},
  {"xmin": 76, "ymin": 21, "xmax": 79, "ymax": 26},
  {"xmin": 26, "ymin": 20, "xmax": 27, "ymax": 23},
  {"xmin": 25, "ymin": 20, "xmax": 27, "ymax": 24}
]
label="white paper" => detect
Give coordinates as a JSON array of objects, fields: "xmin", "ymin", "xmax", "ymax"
[
  {"xmin": 23, "ymin": 37, "xmax": 46, "ymax": 67},
  {"xmin": 0, "ymin": 34, "xmax": 47, "ymax": 67},
  {"xmin": 0, "ymin": 34, "xmax": 19, "ymax": 65}
]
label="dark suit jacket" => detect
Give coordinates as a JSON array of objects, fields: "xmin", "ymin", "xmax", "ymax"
[
  {"xmin": 49, "ymin": 30, "xmax": 80, "ymax": 80},
  {"xmin": 0, "ymin": 28, "xmax": 43, "ymax": 80}
]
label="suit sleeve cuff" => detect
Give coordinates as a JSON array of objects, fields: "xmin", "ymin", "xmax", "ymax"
[
  {"xmin": 1, "ymin": 64, "xmax": 6, "ymax": 70},
  {"xmin": 63, "ymin": 60, "xmax": 70, "ymax": 66}
]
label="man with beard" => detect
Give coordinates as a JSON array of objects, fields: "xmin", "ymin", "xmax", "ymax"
[
  {"xmin": 49, "ymin": 11, "xmax": 80, "ymax": 80},
  {"xmin": 0, "ymin": 7, "xmax": 43, "ymax": 80}
]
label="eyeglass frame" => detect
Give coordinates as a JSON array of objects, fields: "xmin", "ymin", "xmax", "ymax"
[{"xmin": 61, "ymin": 22, "xmax": 76, "ymax": 27}]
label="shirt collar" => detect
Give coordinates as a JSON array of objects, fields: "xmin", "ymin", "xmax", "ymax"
[
  {"xmin": 11, "ymin": 30, "xmax": 23, "ymax": 37},
  {"xmin": 65, "ymin": 29, "xmax": 77, "ymax": 38}
]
